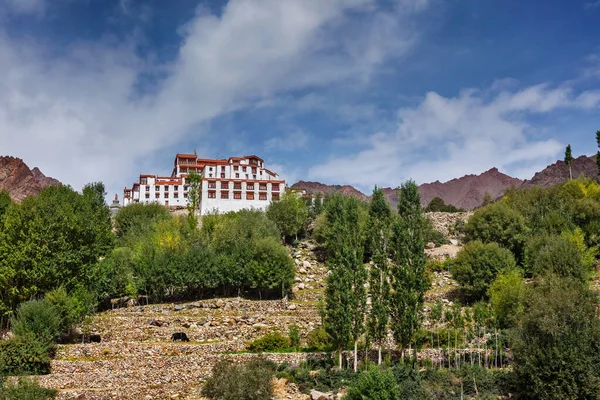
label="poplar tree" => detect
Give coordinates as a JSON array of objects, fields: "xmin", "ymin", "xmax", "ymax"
[
  {"xmin": 323, "ymin": 195, "xmax": 366, "ymax": 371},
  {"xmin": 365, "ymin": 186, "xmax": 393, "ymax": 365},
  {"xmin": 389, "ymin": 180, "xmax": 428, "ymax": 357},
  {"xmin": 186, "ymin": 171, "xmax": 202, "ymax": 229},
  {"xmin": 564, "ymin": 144, "xmax": 573, "ymax": 180},
  {"xmin": 596, "ymin": 131, "xmax": 600, "ymax": 176}
]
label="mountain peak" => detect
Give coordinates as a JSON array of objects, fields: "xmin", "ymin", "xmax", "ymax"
[{"xmin": 0, "ymin": 156, "xmax": 61, "ymax": 202}]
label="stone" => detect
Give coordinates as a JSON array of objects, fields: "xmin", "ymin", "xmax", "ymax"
[
  {"xmin": 148, "ymin": 319, "xmax": 163, "ymax": 327},
  {"xmin": 288, "ymin": 304, "xmax": 297, "ymax": 310},
  {"xmin": 216, "ymin": 299, "xmax": 225, "ymax": 308},
  {"xmin": 298, "ymin": 283, "xmax": 305, "ymax": 290},
  {"xmin": 426, "ymin": 242, "xmax": 436, "ymax": 249},
  {"xmin": 303, "ymin": 260, "xmax": 311, "ymax": 269},
  {"xmin": 252, "ymin": 323, "xmax": 269, "ymax": 329},
  {"xmin": 311, "ymin": 390, "xmax": 331, "ymax": 400},
  {"xmin": 298, "ymin": 267, "xmax": 307, "ymax": 274},
  {"xmin": 173, "ymin": 305, "xmax": 184, "ymax": 311},
  {"xmin": 295, "ymin": 258, "xmax": 301, "ymax": 266}
]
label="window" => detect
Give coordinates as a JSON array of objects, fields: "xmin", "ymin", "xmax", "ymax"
[
  {"xmin": 272, "ymin": 184, "xmax": 280, "ymax": 191},
  {"xmin": 208, "ymin": 191, "xmax": 216, "ymax": 199},
  {"xmin": 259, "ymin": 184, "xmax": 267, "ymax": 191},
  {"xmin": 209, "ymin": 167, "xmax": 213, "ymax": 171},
  {"xmin": 155, "ymin": 193, "xmax": 160, "ymax": 199},
  {"xmin": 247, "ymin": 183, "xmax": 254, "ymax": 190},
  {"xmin": 164, "ymin": 186, "xmax": 169, "ymax": 191},
  {"xmin": 209, "ymin": 173, "xmax": 213, "ymax": 178},
  {"xmin": 221, "ymin": 191, "xmax": 229, "ymax": 199},
  {"xmin": 272, "ymin": 193, "xmax": 280, "ymax": 201},
  {"xmin": 184, "ymin": 193, "xmax": 188, "ymax": 198},
  {"xmin": 221, "ymin": 181, "xmax": 229, "ymax": 189},
  {"xmin": 155, "ymin": 186, "xmax": 159, "ymax": 191},
  {"xmin": 253, "ymin": 175, "xmax": 257, "ymax": 179},
  {"xmin": 221, "ymin": 172, "xmax": 225, "ymax": 178},
  {"xmin": 234, "ymin": 166, "xmax": 239, "ymax": 171},
  {"xmin": 174, "ymin": 193, "xmax": 179, "ymax": 199},
  {"xmin": 141, "ymin": 178, "xmax": 147, "ymax": 185},
  {"xmin": 259, "ymin": 193, "xmax": 267, "ymax": 200},
  {"xmin": 145, "ymin": 193, "xmax": 150, "ymax": 199},
  {"xmin": 145, "ymin": 186, "xmax": 150, "ymax": 192},
  {"xmin": 252, "ymin": 167, "xmax": 257, "ymax": 174},
  {"xmin": 246, "ymin": 193, "xmax": 254, "ymax": 200},
  {"xmin": 233, "ymin": 183, "xmax": 242, "ymax": 190},
  {"xmin": 235, "ymin": 173, "xmax": 239, "ymax": 178},
  {"xmin": 184, "ymin": 185, "xmax": 189, "ymax": 191},
  {"xmin": 208, "ymin": 181, "xmax": 217, "ymax": 189},
  {"xmin": 234, "ymin": 192, "xmax": 242, "ymax": 200},
  {"xmin": 174, "ymin": 185, "xmax": 179, "ymax": 191}
]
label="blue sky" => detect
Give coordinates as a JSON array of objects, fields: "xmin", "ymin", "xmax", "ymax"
[{"xmin": 1, "ymin": 0, "xmax": 599, "ymax": 197}]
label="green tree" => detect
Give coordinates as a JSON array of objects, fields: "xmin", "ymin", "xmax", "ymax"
[
  {"xmin": 488, "ymin": 267, "xmax": 525, "ymax": 328},
  {"xmin": 565, "ymin": 144, "xmax": 573, "ymax": 180},
  {"xmin": 266, "ymin": 190, "xmax": 308, "ymax": 242},
  {"xmin": 113, "ymin": 202, "xmax": 170, "ymax": 239},
  {"xmin": 365, "ymin": 187, "xmax": 393, "ymax": 364},
  {"xmin": 346, "ymin": 366, "xmax": 400, "ymax": 400},
  {"xmin": 247, "ymin": 237, "xmax": 295, "ymax": 298},
  {"xmin": 524, "ymin": 234, "xmax": 591, "ymax": 282},
  {"xmin": 390, "ymin": 180, "xmax": 428, "ymax": 355},
  {"xmin": 450, "ymin": 241, "xmax": 516, "ymax": 302},
  {"xmin": 512, "ymin": 275, "xmax": 600, "ymax": 399},
  {"xmin": 462, "ymin": 202, "xmax": 528, "ymax": 264},
  {"xmin": 185, "ymin": 171, "xmax": 202, "ymax": 229},
  {"xmin": 425, "ymin": 196, "xmax": 463, "ymax": 213},
  {"xmin": 0, "ymin": 191, "xmax": 11, "ymax": 221}
]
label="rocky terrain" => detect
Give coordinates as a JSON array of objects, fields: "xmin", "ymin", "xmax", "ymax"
[
  {"xmin": 0, "ymin": 156, "xmax": 60, "ymax": 202},
  {"xmin": 520, "ymin": 155, "xmax": 598, "ymax": 189},
  {"xmin": 27, "ymin": 216, "xmax": 465, "ymax": 400}
]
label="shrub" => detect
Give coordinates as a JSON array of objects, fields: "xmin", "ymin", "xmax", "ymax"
[
  {"xmin": 0, "ymin": 333, "xmax": 54, "ymax": 376},
  {"xmin": 11, "ymin": 300, "xmax": 61, "ymax": 345},
  {"xmin": 525, "ymin": 234, "xmax": 590, "ymax": 281},
  {"xmin": 247, "ymin": 332, "xmax": 290, "ymax": 352},
  {"xmin": 0, "ymin": 377, "xmax": 56, "ymax": 400},
  {"xmin": 346, "ymin": 366, "xmax": 400, "ymax": 400},
  {"xmin": 289, "ymin": 325, "xmax": 300, "ymax": 350},
  {"xmin": 450, "ymin": 241, "xmax": 516, "ymax": 301},
  {"xmin": 462, "ymin": 203, "xmax": 528, "ymax": 263},
  {"xmin": 489, "ymin": 268, "xmax": 525, "ymax": 328},
  {"xmin": 425, "ymin": 197, "xmax": 464, "ymax": 213},
  {"xmin": 306, "ymin": 328, "xmax": 333, "ymax": 351},
  {"xmin": 202, "ymin": 358, "xmax": 275, "ymax": 400},
  {"xmin": 512, "ymin": 275, "xmax": 600, "ymax": 399}
]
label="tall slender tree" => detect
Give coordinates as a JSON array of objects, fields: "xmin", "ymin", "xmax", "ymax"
[
  {"xmin": 596, "ymin": 131, "xmax": 600, "ymax": 176},
  {"xmin": 365, "ymin": 186, "xmax": 393, "ymax": 365},
  {"xmin": 186, "ymin": 171, "xmax": 202, "ymax": 229},
  {"xmin": 565, "ymin": 144, "xmax": 573, "ymax": 180},
  {"xmin": 389, "ymin": 180, "xmax": 428, "ymax": 358}
]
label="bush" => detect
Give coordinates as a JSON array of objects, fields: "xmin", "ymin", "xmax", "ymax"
[
  {"xmin": 462, "ymin": 203, "xmax": 528, "ymax": 263},
  {"xmin": 11, "ymin": 300, "xmax": 61, "ymax": 345},
  {"xmin": 425, "ymin": 197, "xmax": 464, "ymax": 213},
  {"xmin": 450, "ymin": 241, "xmax": 516, "ymax": 301},
  {"xmin": 512, "ymin": 275, "xmax": 600, "ymax": 399},
  {"xmin": 247, "ymin": 332, "xmax": 290, "ymax": 353},
  {"xmin": 525, "ymin": 234, "xmax": 590, "ymax": 281},
  {"xmin": 0, "ymin": 333, "xmax": 54, "ymax": 376},
  {"xmin": 0, "ymin": 378, "xmax": 56, "ymax": 400},
  {"xmin": 289, "ymin": 325, "xmax": 300, "ymax": 350},
  {"xmin": 202, "ymin": 358, "xmax": 275, "ymax": 400},
  {"xmin": 346, "ymin": 366, "xmax": 400, "ymax": 400},
  {"xmin": 488, "ymin": 268, "xmax": 525, "ymax": 328},
  {"xmin": 306, "ymin": 328, "xmax": 333, "ymax": 351}
]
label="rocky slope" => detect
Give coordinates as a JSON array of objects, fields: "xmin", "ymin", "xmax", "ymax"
[
  {"xmin": 0, "ymin": 156, "xmax": 60, "ymax": 202},
  {"xmin": 520, "ymin": 155, "xmax": 598, "ymax": 189},
  {"xmin": 289, "ymin": 181, "xmax": 369, "ymax": 202}
]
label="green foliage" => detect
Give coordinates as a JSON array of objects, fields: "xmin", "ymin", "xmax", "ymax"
[
  {"xmin": 488, "ymin": 268, "xmax": 525, "ymax": 328},
  {"xmin": 0, "ymin": 378, "xmax": 56, "ymax": 400},
  {"xmin": 289, "ymin": 325, "xmax": 300, "ymax": 350},
  {"xmin": 44, "ymin": 287, "xmax": 97, "ymax": 334},
  {"xmin": 390, "ymin": 180, "xmax": 428, "ymax": 350},
  {"xmin": 247, "ymin": 238, "xmax": 294, "ymax": 296},
  {"xmin": 565, "ymin": 144, "xmax": 573, "ymax": 179},
  {"xmin": 462, "ymin": 202, "xmax": 528, "ymax": 263},
  {"xmin": 305, "ymin": 328, "xmax": 333, "ymax": 351},
  {"xmin": 0, "ymin": 184, "xmax": 113, "ymax": 316},
  {"xmin": 266, "ymin": 191, "xmax": 308, "ymax": 242},
  {"xmin": 0, "ymin": 192, "xmax": 11, "ymax": 221},
  {"xmin": 11, "ymin": 300, "xmax": 61, "ymax": 345},
  {"xmin": 113, "ymin": 202, "xmax": 170, "ymax": 239},
  {"xmin": 596, "ymin": 130, "xmax": 600, "ymax": 175},
  {"xmin": 185, "ymin": 171, "xmax": 202, "ymax": 228},
  {"xmin": 202, "ymin": 358, "xmax": 276, "ymax": 400},
  {"xmin": 423, "ymin": 218, "xmax": 449, "ymax": 246},
  {"xmin": 0, "ymin": 333, "xmax": 53, "ymax": 376},
  {"xmin": 425, "ymin": 197, "xmax": 464, "ymax": 213},
  {"xmin": 246, "ymin": 332, "xmax": 290, "ymax": 353},
  {"xmin": 345, "ymin": 367, "xmax": 400, "ymax": 400},
  {"xmin": 450, "ymin": 241, "xmax": 516, "ymax": 302},
  {"xmin": 421, "ymin": 366, "xmax": 513, "ymax": 399},
  {"xmin": 512, "ymin": 275, "xmax": 600, "ymax": 399},
  {"xmin": 524, "ymin": 233, "xmax": 591, "ymax": 281}
]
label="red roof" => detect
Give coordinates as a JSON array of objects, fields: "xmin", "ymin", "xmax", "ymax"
[
  {"xmin": 244, "ymin": 155, "xmax": 264, "ymax": 162},
  {"xmin": 176, "ymin": 153, "xmax": 197, "ymax": 159}
]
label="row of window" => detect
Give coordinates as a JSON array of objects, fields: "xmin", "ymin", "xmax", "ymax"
[
  {"xmin": 146, "ymin": 185, "xmax": 188, "ymax": 192},
  {"xmin": 206, "ymin": 182, "xmax": 279, "ymax": 191},
  {"xmin": 145, "ymin": 192, "xmax": 188, "ymax": 199},
  {"xmin": 207, "ymin": 191, "xmax": 278, "ymax": 200}
]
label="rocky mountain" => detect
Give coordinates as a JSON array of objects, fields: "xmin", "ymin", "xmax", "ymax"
[
  {"xmin": 520, "ymin": 155, "xmax": 598, "ymax": 189},
  {"xmin": 0, "ymin": 156, "xmax": 60, "ymax": 202},
  {"xmin": 289, "ymin": 181, "xmax": 369, "ymax": 202},
  {"xmin": 291, "ymin": 156, "xmax": 600, "ymax": 211}
]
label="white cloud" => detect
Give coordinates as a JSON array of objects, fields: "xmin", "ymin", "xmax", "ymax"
[
  {"xmin": 0, "ymin": 0, "xmax": 429, "ymax": 198},
  {"xmin": 2, "ymin": 0, "xmax": 46, "ymax": 16},
  {"xmin": 264, "ymin": 129, "xmax": 310, "ymax": 151},
  {"xmin": 308, "ymin": 83, "xmax": 600, "ymax": 188}
]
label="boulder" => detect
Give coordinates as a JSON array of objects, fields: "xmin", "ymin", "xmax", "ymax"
[
  {"xmin": 303, "ymin": 260, "xmax": 311, "ymax": 269},
  {"xmin": 288, "ymin": 304, "xmax": 297, "ymax": 310},
  {"xmin": 216, "ymin": 299, "xmax": 225, "ymax": 308},
  {"xmin": 311, "ymin": 390, "xmax": 332, "ymax": 400}
]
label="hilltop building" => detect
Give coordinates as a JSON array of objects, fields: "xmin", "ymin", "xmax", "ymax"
[{"xmin": 123, "ymin": 152, "xmax": 284, "ymax": 215}]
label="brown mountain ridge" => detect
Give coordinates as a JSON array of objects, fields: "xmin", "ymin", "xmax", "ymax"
[
  {"xmin": 291, "ymin": 155, "xmax": 599, "ymax": 210},
  {"xmin": 0, "ymin": 156, "xmax": 61, "ymax": 202}
]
